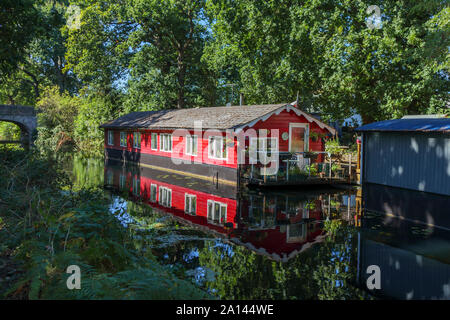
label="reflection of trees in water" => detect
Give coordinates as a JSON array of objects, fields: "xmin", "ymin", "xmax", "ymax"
[
  {"xmin": 199, "ymin": 221, "xmax": 371, "ymax": 300},
  {"xmin": 199, "ymin": 243, "xmax": 276, "ymax": 299},
  {"xmin": 71, "ymin": 155, "xmax": 104, "ymax": 190}
]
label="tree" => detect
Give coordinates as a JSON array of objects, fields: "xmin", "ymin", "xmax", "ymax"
[
  {"xmin": 0, "ymin": 1, "xmax": 80, "ymax": 105},
  {"xmin": 73, "ymin": 88, "xmax": 123, "ymax": 156},
  {"xmin": 0, "ymin": 0, "xmax": 42, "ymax": 75},
  {"xmin": 35, "ymin": 86, "xmax": 80, "ymax": 153},
  {"xmin": 204, "ymin": 0, "xmax": 300, "ymax": 105},
  {"xmin": 65, "ymin": 0, "xmax": 131, "ymax": 95},
  {"xmin": 66, "ymin": 0, "xmax": 216, "ymax": 111}
]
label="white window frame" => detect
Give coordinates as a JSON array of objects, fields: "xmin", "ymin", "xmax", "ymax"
[
  {"xmin": 185, "ymin": 135, "xmax": 198, "ymax": 156},
  {"xmin": 184, "ymin": 193, "xmax": 197, "ymax": 215},
  {"xmin": 133, "ymin": 132, "xmax": 141, "ymax": 149},
  {"xmin": 151, "ymin": 133, "xmax": 158, "ymax": 151},
  {"xmin": 120, "ymin": 132, "xmax": 127, "ymax": 147},
  {"xmin": 159, "ymin": 186, "xmax": 172, "ymax": 207},
  {"xmin": 160, "ymin": 133, "xmax": 173, "ymax": 152},
  {"xmin": 207, "ymin": 200, "xmax": 227, "ymax": 225},
  {"xmin": 150, "ymin": 184, "xmax": 157, "ymax": 202},
  {"xmin": 208, "ymin": 136, "xmax": 227, "ymax": 160},
  {"xmin": 108, "ymin": 131, "xmax": 114, "ymax": 146}
]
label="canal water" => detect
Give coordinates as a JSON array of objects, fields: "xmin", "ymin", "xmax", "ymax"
[{"xmin": 67, "ymin": 156, "xmax": 450, "ymax": 300}]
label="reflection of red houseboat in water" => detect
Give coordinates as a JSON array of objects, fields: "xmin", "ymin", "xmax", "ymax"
[{"xmin": 104, "ymin": 159, "xmax": 357, "ymax": 262}]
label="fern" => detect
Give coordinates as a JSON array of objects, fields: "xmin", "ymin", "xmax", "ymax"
[{"xmin": 0, "ymin": 147, "xmax": 210, "ymax": 300}]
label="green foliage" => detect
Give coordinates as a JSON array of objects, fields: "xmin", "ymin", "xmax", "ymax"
[
  {"xmin": 325, "ymin": 138, "xmax": 344, "ymax": 156},
  {"xmin": 0, "ymin": 1, "xmax": 80, "ymax": 105},
  {"xmin": 0, "ymin": 122, "xmax": 21, "ymax": 140},
  {"xmin": 34, "ymin": 86, "xmax": 120, "ymax": 156},
  {"xmin": 2, "ymin": 0, "xmax": 448, "ymax": 157},
  {"xmin": 73, "ymin": 91, "xmax": 121, "ymax": 157},
  {"xmin": 199, "ymin": 243, "xmax": 274, "ymax": 299},
  {"xmin": 66, "ymin": 0, "xmax": 216, "ymax": 111},
  {"xmin": 1, "ymin": 0, "xmax": 449, "ymax": 130},
  {"xmin": 205, "ymin": 0, "xmax": 449, "ymax": 122},
  {"xmin": 204, "ymin": 0, "xmax": 298, "ymax": 105},
  {"xmin": 0, "ymin": 0, "xmax": 42, "ymax": 75},
  {"xmin": 64, "ymin": 0, "xmax": 129, "ymax": 92},
  {"xmin": 70, "ymin": 156, "xmax": 105, "ymax": 190},
  {"xmin": 51, "ymin": 267, "xmax": 210, "ymax": 299},
  {"xmin": 323, "ymin": 219, "xmax": 344, "ymax": 239},
  {"xmin": 196, "ymin": 221, "xmax": 371, "ymax": 300},
  {"xmin": 305, "ymin": 164, "xmax": 318, "ymax": 176},
  {"xmin": 0, "ymin": 147, "xmax": 209, "ymax": 299},
  {"xmin": 35, "ymin": 87, "xmax": 79, "ymax": 154},
  {"xmin": 288, "ymin": 165, "xmax": 308, "ymax": 178}
]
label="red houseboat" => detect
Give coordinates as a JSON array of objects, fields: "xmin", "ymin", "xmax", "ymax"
[{"xmin": 100, "ymin": 103, "xmax": 336, "ymax": 187}]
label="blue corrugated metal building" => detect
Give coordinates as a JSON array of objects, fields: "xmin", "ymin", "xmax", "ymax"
[{"xmin": 356, "ymin": 118, "xmax": 450, "ymax": 196}]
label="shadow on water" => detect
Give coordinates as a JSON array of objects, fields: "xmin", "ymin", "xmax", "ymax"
[{"xmin": 69, "ymin": 156, "xmax": 450, "ymax": 300}]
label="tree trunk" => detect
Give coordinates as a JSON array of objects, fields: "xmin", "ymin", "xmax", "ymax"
[
  {"xmin": 54, "ymin": 56, "xmax": 66, "ymax": 93},
  {"xmin": 21, "ymin": 67, "xmax": 40, "ymax": 99},
  {"xmin": 361, "ymin": 113, "xmax": 375, "ymax": 125}
]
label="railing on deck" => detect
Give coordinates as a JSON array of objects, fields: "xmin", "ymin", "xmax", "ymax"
[{"xmin": 240, "ymin": 151, "xmax": 358, "ymax": 185}]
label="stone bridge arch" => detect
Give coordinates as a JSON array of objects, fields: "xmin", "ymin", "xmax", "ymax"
[{"xmin": 0, "ymin": 105, "xmax": 37, "ymax": 148}]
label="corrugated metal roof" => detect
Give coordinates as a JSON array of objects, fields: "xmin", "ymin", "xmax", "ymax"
[{"xmin": 356, "ymin": 118, "xmax": 450, "ymax": 133}]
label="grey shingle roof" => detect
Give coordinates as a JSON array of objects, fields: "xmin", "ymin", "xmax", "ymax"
[{"xmin": 100, "ymin": 104, "xmax": 289, "ymax": 130}]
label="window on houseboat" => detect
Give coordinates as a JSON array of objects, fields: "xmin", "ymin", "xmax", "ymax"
[
  {"xmin": 159, "ymin": 187, "xmax": 172, "ymax": 207},
  {"xmin": 185, "ymin": 135, "xmax": 198, "ymax": 156},
  {"xmin": 208, "ymin": 136, "xmax": 227, "ymax": 160},
  {"xmin": 150, "ymin": 184, "xmax": 157, "ymax": 202},
  {"xmin": 160, "ymin": 134, "xmax": 172, "ymax": 152},
  {"xmin": 207, "ymin": 200, "xmax": 227, "ymax": 224},
  {"xmin": 151, "ymin": 133, "xmax": 158, "ymax": 150},
  {"xmin": 185, "ymin": 194, "xmax": 197, "ymax": 215},
  {"xmin": 120, "ymin": 132, "xmax": 127, "ymax": 147},
  {"xmin": 108, "ymin": 131, "xmax": 114, "ymax": 146},
  {"xmin": 133, "ymin": 132, "xmax": 141, "ymax": 149}
]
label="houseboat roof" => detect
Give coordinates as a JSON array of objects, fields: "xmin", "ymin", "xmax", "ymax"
[
  {"xmin": 100, "ymin": 103, "xmax": 336, "ymax": 134},
  {"xmin": 356, "ymin": 118, "xmax": 450, "ymax": 133}
]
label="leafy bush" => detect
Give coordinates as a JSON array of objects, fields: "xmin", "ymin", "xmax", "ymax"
[
  {"xmin": 73, "ymin": 92, "xmax": 120, "ymax": 157},
  {"xmin": 35, "ymin": 87, "xmax": 79, "ymax": 154},
  {"xmin": 324, "ymin": 138, "xmax": 345, "ymax": 156},
  {"xmin": 0, "ymin": 122, "xmax": 21, "ymax": 140},
  {"xmin": 34, "ymin": 87, "xmax": 120, "ymax": 157}
]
